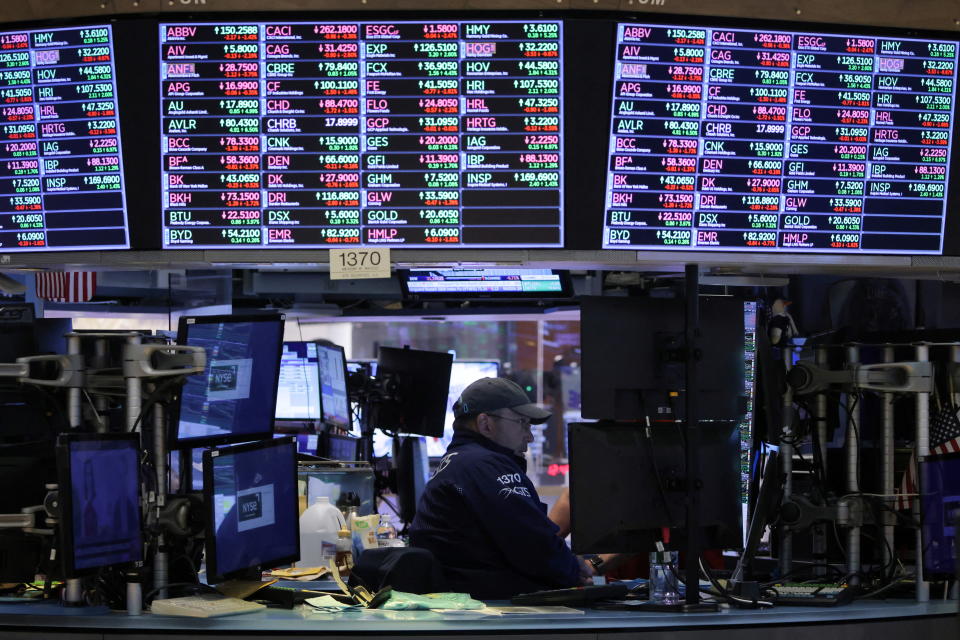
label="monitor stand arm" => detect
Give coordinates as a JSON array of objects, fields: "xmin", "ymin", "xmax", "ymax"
[{"xmin": 0, "ymin": 487, "xmax": 84, "ymax": 606}]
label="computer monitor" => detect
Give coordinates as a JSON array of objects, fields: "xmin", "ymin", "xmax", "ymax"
[
  {"xmin": 325, "ymin": 432, "xmax": 360, "ymax": 461},
  {"xmin": 167, "ymin": 448, "xmax": 205, "ymax": 493},
  {"xmin": 568, "ymin": 420, "xmax": 743, "ymax": 554},
  {"xmin": 427, "ymin": 361, "xmax": 501, "ymax": 458},
  {"xmin": 921, "ymin": 452, "xmax": 960, "ymax": 578},
  {"xmin": 296, "ymin": 433, "xmax": 320, "ymax": 458},
  {"xmin": 317, "ymin": 342, "xmax": 351, "ymax": 431},
  {"xmin": 397, "ymin": 436, "xmax": 430, "ymax": 524},
  {"xmin": 376, "ymin": 347, "xmax": 453, "ymax": 438},
  {"xmin": 731, "ymin": 450, "xmax": 783, "ymax": 584},
  {"xmin": 202, "ymin": 436, "xmax": 299, "ymax": 585},
  {"xmin": 172, "ymin": 314, "xmax": 285, "ymax": 449},
  {"xmin": 56, "ymin": 433, "xmax": 143, "ymax": 578},
  {"xmin": 398, "ymin": 268, "xmax": 573, "ymax": 299},
  {"xmin": 275, "ymin": 342, "xmax": 320, "ymax": 422},
  {"xmin": 739, "ymin": 301, "xmax": 760, "ymax": 541},
  {"xmin": 580, "ymin": 295, "xmax": 746, "ymax": 421}
]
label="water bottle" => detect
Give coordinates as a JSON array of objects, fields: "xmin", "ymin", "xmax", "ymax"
[
  {"xmin": 335, "ymin": 528, "xmax": 353, "ymax": 577},
  {"xmin": 298, "ymin": 496, "xmax": 346, "ymax": 569},
  {"xmin": 648, "ymin": 550, "xmax": 680, "ymax": 605},
  {"xmin": 376, "ymin": 514, "xmax": 399, "ymax": 547}
]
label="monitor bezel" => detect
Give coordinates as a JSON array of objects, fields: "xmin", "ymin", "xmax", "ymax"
[
  {"xmin": 170, "ymin": 313, "xmax": 285, "ymax": 450},
  {"xmin": 201, "ymin": 436, "xmax": 300, "ymax": 585},
  {"xmin": 919, "ymin": 450, "xmax": 960, "ymax": 578},
  {"xmin": 315, "ymin": 341, "xmax": 353, "ymax": 432},
  {"xmin": 275, "ymin": 341, "xmax": 321, "ymax": 422},
  {"xmin": 323, "ymin": 432, "xmax": 360, "ymax": 461},
  {"xmin": 598, "ymin": 16, "xmax": 960, "ymax": 258},
  {"xmin": 376, "ymin": 346, "xmax": 453, "ymax": 438},
  {"xmin": 568, "ymin": 420, "xmax": 744, "ymax": 554},
  {"xmin": 55, "ymin": 432, "xmax": 143, "ymax": 579},
  {"xmin": 396, "ymin": 268, "xmax": 574, "ymax": 300}
]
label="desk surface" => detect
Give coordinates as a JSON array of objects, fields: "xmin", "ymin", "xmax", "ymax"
[{"xmin": 0, "ymin": 598, "xmax": 955, "ymax": 636}]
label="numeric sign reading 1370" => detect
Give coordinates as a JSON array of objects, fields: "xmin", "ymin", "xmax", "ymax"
[
  {"xmin": 602, "ymin": 23, "xmax": 959, "ymax": 254},
  {"xmin": 160, "ymin": 21, "xmax": 563, "ymax": 249}
]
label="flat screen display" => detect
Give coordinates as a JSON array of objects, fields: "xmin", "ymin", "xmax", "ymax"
[
  {"xmin": 377, "ymin": 346, "xmax": 452, "ymax": 438},
  {"xmin": 317, "ymin": 343, "xmax": 351, "ymax": 430},
  {"xmin": 400, "ymin": 268, "xmax": 571, "ymax": 298},
  {"xmin": 372, "ymin": 360, "xmax": 499, "ymax": 458},
  {"xmin": 173, "ymin": 314, "xmax": 284, "ymax": 448},
  {"xmin": 428, "ymin": 360, "xmax": 499, "ymax": 457},
  {"xmin": 0, "ymin": 25, "xmax": 128, "ymax": 251},
  {"xmin": 203, "ymin": 437, "xmax": 299, "ymax": 584},
  {"xmin": 57, "ymin": 434, "xmax": 142, "ymax": 577},
  {"xmin": 920, "ymin": 452, "xmax": 960, "ymax": 577},
  {"xmin": 602, "ymin": 23, "xmax": 958, "ymax": 254},
  {"xmin": 275, "ymin": 342, "xmax": 320, "ymax": 421},
  {"xmin": 160, "ymin": 21, "xmax": 563, "ymax": 249}
]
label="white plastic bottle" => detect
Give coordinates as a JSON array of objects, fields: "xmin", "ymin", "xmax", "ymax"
[{"xmin": 298, "ymin": 496, "xmax": 346, "ymax": 569}]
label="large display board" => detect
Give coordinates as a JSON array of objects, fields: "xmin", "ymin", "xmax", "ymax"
[
  {"xmin": 0, "ymin": 25, "xmax": 128, "ymax": 252},
  {"xmin": 602, "ymin": 23, "xmax": 958, "ymax": 253},
  {"xmin": 160, "ymin": 21, "xmax": 563, "ymax": 249}
]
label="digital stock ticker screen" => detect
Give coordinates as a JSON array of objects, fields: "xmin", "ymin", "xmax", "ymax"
[
  {"xmin": 603, "ymin": 24, "xmax": 959, "ymax": 254},
  {"xmin": 160, "ymin": 21, "xmax": 563, "ymax": 249},
  {"xmin": 0, "ymin": 25, "xmax": 128, "ymax": 252}
]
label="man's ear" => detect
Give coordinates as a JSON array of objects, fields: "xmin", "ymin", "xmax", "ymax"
[{"xmin": 476, "ymin": 413, "xmax": 496, "ymax": 438}]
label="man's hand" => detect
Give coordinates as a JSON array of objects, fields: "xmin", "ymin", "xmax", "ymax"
[{"xmin": 576, "ymin": 556, "xmax": 596, "ymax": 584}]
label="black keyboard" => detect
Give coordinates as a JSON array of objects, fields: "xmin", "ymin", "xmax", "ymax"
[
  {"xmin": 511, "ymin": 583, "xmax": 629, "ymax": 606},
  {"xmin": 769, "ymin": 582, "xmax": 857, "ymax": 607},
  {"xmin": 251, "ymin": 585, "xmax": 328, "ymax": 608}
]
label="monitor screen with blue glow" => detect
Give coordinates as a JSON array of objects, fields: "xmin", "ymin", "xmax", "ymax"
[
  {"xmin": 921, "ymin": 452, "xmax": 960, "ymax": 577},
  {"xmin": 57, "ymin": 434, "xmax": 142, "ymax": 577},
  {"xmin": 275, "ymin": 342, "xmax": 320, "ymax": 421},
  {"xmin": 160, "ymin": 20, "xmax": 563, "ymax": 249},
  {"xmin": 603, "ymin": 23, "xmax": 958, "ymax": 254},
  {"xmin": 0, "ymin": 25, "xmax": 129, "ymax": 251},
  {"xmin": 317, "ymin": 343, "xmax": 351, "ymax": 431},
  {"xmin": 174, "ymin": 314, "xmax": 284, "ymax": 448},
  {"xmin": 203, "ymin": 437, "xmax": 299, "ymax": 584}
]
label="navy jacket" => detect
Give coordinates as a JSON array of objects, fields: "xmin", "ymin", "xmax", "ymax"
[{"xmin": 409, "ymin": 430, "xmax": 581, "ymax": 600}]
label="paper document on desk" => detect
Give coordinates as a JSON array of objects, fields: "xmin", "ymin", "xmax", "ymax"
[{"xmin": 482, "ymin": 606, "xmax": 585, "ymax": 615}]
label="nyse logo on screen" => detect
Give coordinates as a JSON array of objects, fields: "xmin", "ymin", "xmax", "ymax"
[
  {"xmin": 210, "ymin": 365, "xmax": 238, "ymax": 392},
  {"xmin": 238, "ymin": 492, "xmax": 263, "ymax": 523}
]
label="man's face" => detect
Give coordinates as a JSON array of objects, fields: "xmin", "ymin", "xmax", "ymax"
[{"xmin": 481, "ymin": 408, "xmax": 534, "ymax": 457}]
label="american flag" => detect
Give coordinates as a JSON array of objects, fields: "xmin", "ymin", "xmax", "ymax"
[
  {"xmin": 35, "ymin": 271, "xmax": 97, "ymax": 303},
  {"xmin": 897, "ymin": 402, "xmax": 960, "ymax": 510}
]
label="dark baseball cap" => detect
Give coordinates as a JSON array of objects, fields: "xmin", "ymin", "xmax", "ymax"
[{"xmin": 452, "ymin": 377, "xmax": 551, "ymax": 424}]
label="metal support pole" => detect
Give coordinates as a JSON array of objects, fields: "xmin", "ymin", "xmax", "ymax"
[
  {"xmin": 119, "ymin": 334, "xmax": 155, "ymax": 600},
  {"xmin": 683, "ymin": 264, "xmax": 701, "ymax": 606},
  {"xmin": 845, "ymin": 343, "xmax": 861, "ymax": 586},
  {"xmin": 93, "ymin": 338, "xmax": 108, "ymax": 431},
  {"xmin": 125, "ymin": 335, "xmax": 142, "ymax": 433},
  {"xmin": 811, "ymin": 345, "xmax": 829, "ymax": 577},
  {"xmin": 153, "ymin": 403, "xmax": 168, "ymax": 601},
  {"xmin": 778, "ymin": 343, "xmax": 794, "ymax": 577},
  {"xmin": 914, "ymin": 342, "xmax": 930, "ymax": 602},
  {"xmin": 66, "ymin": 334, "xmax": 81, "ymax": 428},
  {"xmin": 881, "ymin": 345, "xmax": 896, "ymax": 576}
]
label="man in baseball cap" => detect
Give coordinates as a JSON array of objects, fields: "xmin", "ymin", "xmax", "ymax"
[
  {"xmin": 450, "ymin": 377, "xmax": 551, "ymax": 456},
  {"xmin": 410, "ymin": 378, "xmax": 590, "ymax": 600}
]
